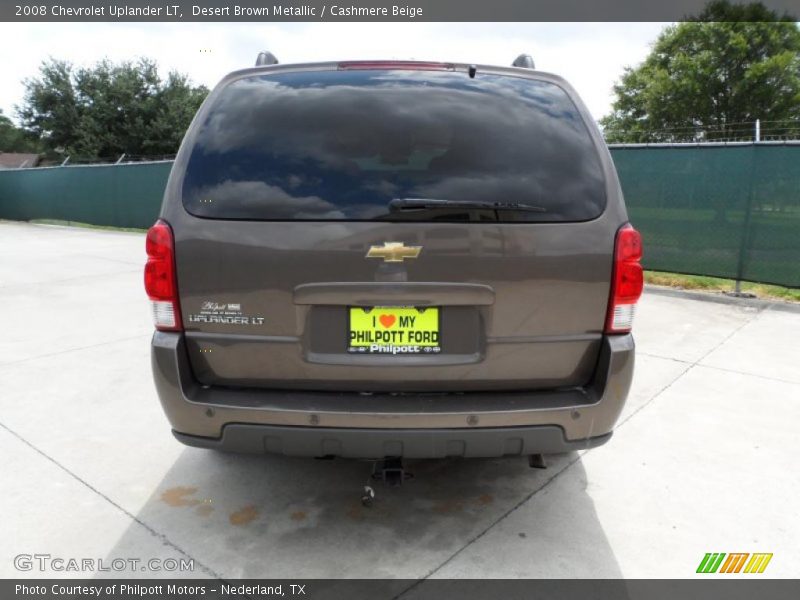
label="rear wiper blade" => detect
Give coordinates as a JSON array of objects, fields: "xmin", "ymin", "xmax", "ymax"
[{"xmin": 389, "ymin": 198, "xmax": 547, "ymax": 213}]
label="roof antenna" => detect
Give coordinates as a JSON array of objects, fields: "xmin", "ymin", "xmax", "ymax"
[
  {"xmin": 255, "ymin": 51, "xmax": 279, "ymax": 66},
  {"xmin": 512, "ymin": 54, "xmax": 535, "ymax": 69},
  {"xmin": 468, "ymin": 65, "xmax": 477, "ymax": 79}
]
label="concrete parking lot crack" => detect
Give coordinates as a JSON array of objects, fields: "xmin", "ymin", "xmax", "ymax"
[
  {"xmin": 0, "ymin": 269, "xmax": 142, "ymax": 290},
  {"xmin": 393, "ymin": 451, "xmax": 586, "ymax": 597},
  {"xmin": 638, "ymin": 351, "xmax": 799, "ymax": 386},
  {"xmin": 395, "ymin": 311, "xmax": 764, "ymax": 593},
  {"xmin": 0, "ymin": 334, "xmax": 151, "ymax": 369},
  {"xmin": 0, "ymin": 419, "xmax": 223, "ymax": 580},
  {"xmin": 613, "ymin": 310, "xmax": 762, "ymax": 431}
]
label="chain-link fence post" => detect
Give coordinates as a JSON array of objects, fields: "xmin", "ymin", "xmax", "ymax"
[
  {"xmin": 731, "ymin": 143, "xmax": 757, "ymax": 297},
  {"xmin": 730, "ymin": 122, "xmax": 760, "ymax": 295}
]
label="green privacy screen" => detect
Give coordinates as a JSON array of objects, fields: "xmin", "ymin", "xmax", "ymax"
[
  {"xmin": 0, "ymin": 161, "xmax": 172, "ymax": 230},
  {"xmin": 612, "ymin": 144, "xmax": 800, "ymax": 288},
  {"xmin": 0, "ymin": 146, "xmax": 798, "ymax": 287}
]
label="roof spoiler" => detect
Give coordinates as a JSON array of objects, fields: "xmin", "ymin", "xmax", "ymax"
[
  {"xmin": 512, "ymin": 54, "xmax": 535, "ymax": 69},
  {"xmin": 255, "ymin": 51, "xmax": 279, "ymax": 66}
]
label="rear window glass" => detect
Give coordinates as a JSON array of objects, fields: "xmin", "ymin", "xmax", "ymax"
[{"xmin": 181, "ymin": 69, "xmax": 606, "ymax": 222}]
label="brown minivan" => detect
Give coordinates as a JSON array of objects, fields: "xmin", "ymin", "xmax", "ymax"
[{"xmin": 146, "ymin": 55, "xmax": 643, "ymax": 461}]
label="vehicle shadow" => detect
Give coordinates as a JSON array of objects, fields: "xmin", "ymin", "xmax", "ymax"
[{"xmin": 101, "ymin": 447, "xmax": 622, "ymax": 580}]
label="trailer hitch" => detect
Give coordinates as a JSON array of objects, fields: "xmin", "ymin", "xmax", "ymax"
[{"xmin": 361, "ymin": 457, "xmax": 414, "ymax": 507}]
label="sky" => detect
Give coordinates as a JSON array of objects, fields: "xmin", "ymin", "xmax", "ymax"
[{"xmin": 0, "ymin": 22, "xmax": 667, "ymax": 123}]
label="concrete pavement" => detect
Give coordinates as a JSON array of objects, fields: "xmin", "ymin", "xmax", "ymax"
[{"xmin": 1, "ymin": 221, "xmax": 798, "ymax": 580}]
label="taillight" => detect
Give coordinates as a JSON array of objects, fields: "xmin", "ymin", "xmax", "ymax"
[
  {"xmin": 605, "ymin": 224, "xmax": 643, "ymax": 334},
  {"xmin": 144, "ymin": 220, "xmax": 182, "ymax": 331}
]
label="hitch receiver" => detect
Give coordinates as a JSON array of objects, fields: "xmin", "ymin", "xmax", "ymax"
[{"xmin": 371, "ymin": 457, "xmax": 413, "ymax": 487}]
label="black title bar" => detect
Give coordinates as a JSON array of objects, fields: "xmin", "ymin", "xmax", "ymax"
[
  {"xmin": 4, "ymin": 579, "xmax": 800, "ymax": 600},
  {"xmin": 4, "ymin": 0, "xmax": 800, "ymax": 22}
]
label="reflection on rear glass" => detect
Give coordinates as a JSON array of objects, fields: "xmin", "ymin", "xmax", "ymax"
[{"xmin": 182, "ymin": 70, "xmax": 606, "ymax": 222}]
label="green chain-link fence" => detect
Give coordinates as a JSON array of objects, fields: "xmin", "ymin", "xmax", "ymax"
[
  {"xmin": 0, "ymin": 144, "xmax": 798, "ymax": 287},
  {"xmin": 612, "ymin": 143, "xmax": 800, "ymax": 288},
  {"xmin": 0, "ymin": 160, "xmax": 172, "ymax": 229}
]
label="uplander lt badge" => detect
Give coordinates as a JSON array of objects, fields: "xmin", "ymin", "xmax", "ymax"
[{"xmin": 188, "ymin": 301, "xmax": 265, "ymax": 326}]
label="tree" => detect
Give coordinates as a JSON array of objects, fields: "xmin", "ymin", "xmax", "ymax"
[
  {"xmin": 17, "ymin": 58, "xmax": 208, "ymax": 159},
  {"xmin": 0, "ymin": 109, "xmax": 41, "ymax": 153},
  {"xmin": 600, "ymin": 1, "xmax": 800, "ymax": 142}
]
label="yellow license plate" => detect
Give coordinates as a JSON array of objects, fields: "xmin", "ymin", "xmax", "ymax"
[{"xmin": 348, "ymin": 307, "xmax": 441, "ymax": 354}]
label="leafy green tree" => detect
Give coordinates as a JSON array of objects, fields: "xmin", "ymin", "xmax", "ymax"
[
  {"xmin": 0, "ymin": 109, "xmax": 41, "ymax": 153},
  {"xmin": 17, "ymin": 58, "xmax": 208, "ymax": 159},
  {"xmin": 601, "ymin": 1, "xmax": 800, "ymax": 142}
]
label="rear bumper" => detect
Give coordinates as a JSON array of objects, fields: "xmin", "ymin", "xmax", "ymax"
[
  {"xmin": 174, "ymin": 425, "xmax": 612, "ymax": 458},
  {"xmin": 152, "ymin": 332, "xmax": 634, "ymax": 458}
]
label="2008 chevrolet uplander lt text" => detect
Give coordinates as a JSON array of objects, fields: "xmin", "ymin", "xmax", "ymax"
[{"xmin": 145, "ymin": 53, "xmax": 644, "ymax": 461}]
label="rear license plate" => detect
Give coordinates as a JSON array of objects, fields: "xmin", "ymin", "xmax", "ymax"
[{"xmin": 348, "ymin": 307, "xmax": 441, "ymax": 354}]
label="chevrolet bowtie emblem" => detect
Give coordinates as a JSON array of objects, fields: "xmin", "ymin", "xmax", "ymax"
[{"xmin": 366, "ymin": 241, "xmax": 422, "ymax": 263}]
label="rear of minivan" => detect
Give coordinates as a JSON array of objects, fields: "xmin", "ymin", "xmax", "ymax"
[{"xmin": 147, "ymin": 60, "xmax": 642, "ymax": 459}]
